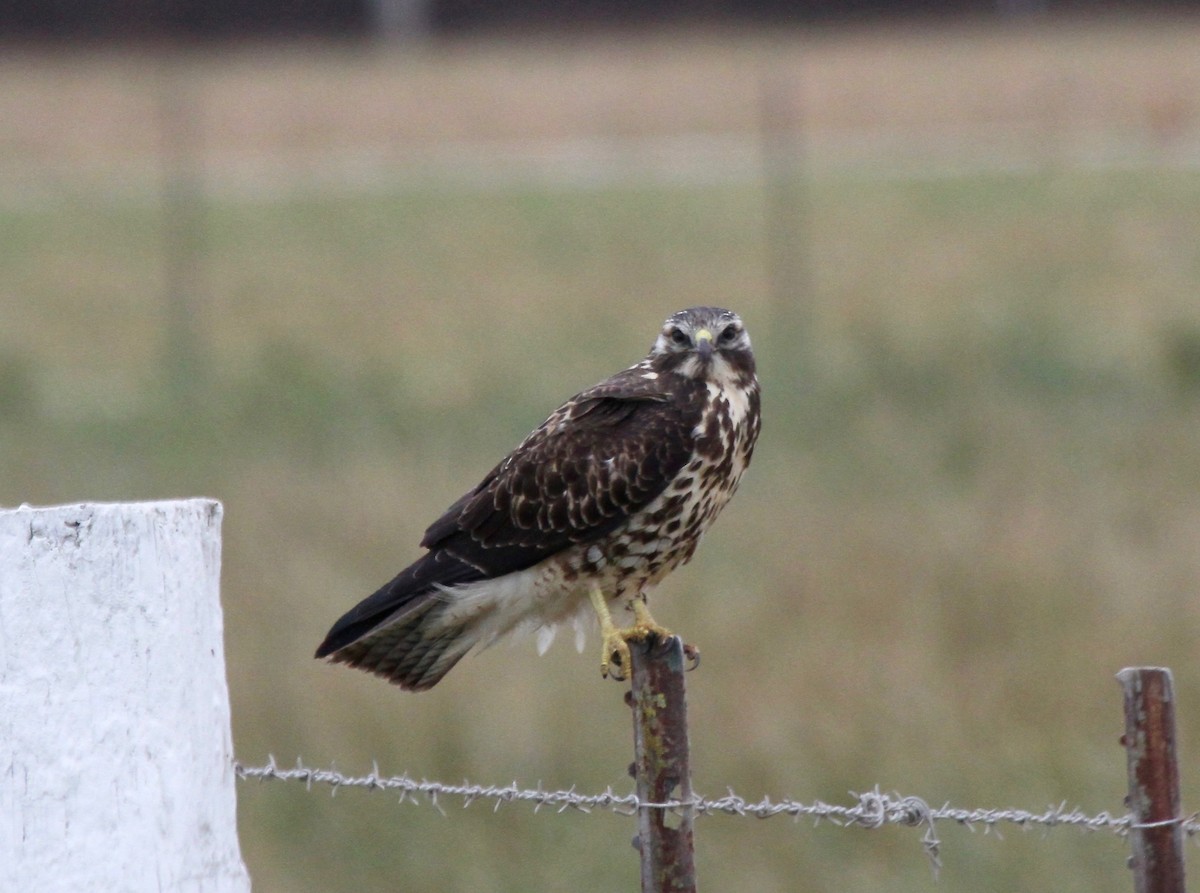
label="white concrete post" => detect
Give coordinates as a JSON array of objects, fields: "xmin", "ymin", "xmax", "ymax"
[{"xmin": 0, "ymin": 500, "xmax": 250, "ymax": 893}]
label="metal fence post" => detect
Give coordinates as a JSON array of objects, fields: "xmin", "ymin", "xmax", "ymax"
[
  {"xmin": 1117, "ymin": 667, "xmax": 1187, "ymax": 893},
  {"xmin": 628, "ymin": 636, "xmax": 698, "ymax": 893}
]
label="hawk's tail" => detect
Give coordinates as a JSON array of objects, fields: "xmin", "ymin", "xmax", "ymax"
[
  {"xmin": 315, "ymin": 551, "xmax": 491, "ymax": 690},
  {"xmin": 320, "ymin": 598, "xmax": 481, "ymax": 691}
]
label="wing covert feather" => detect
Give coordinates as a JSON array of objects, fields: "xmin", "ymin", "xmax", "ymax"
[{"xmin": 419, "ymin": 370, "xmax": 705, "ymax": 579}]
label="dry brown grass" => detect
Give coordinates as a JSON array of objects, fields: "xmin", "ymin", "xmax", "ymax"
[{"xmin": 3, "ymin": 18, "xmax": 1200, "ymax": 171}]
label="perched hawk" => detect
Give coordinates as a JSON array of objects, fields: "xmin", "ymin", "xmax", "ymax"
[{"xmin": 316, "ymin": 306, "xmax": 761, "ymax": 690}]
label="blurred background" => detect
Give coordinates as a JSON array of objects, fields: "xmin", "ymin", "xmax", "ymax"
[{"xmin": 3, "ymin": 2, "xmax": 1200, "ymax": 891}]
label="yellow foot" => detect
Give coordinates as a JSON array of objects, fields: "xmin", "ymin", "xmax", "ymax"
[{"xmin": 588, "ymin": 590, "xmax": 679, "ymax": 682}]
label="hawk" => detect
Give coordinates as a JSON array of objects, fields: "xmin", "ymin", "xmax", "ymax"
[{"xmin": 315, "ymin": 306, "xmax": 761, "ymax": 690}]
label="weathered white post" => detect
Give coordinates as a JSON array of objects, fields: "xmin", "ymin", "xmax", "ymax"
[{"xmin": 0, "ymin": 499, "xmax": 250, "ymax": 893}]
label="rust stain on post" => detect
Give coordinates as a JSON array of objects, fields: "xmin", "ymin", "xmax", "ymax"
[
  {"xmin": 628, "ymin": 635, "xmax": 697, "ymax": 893},
  {"xmin": 1117, "ymin": 667, "xmax": 1186, "ymax": 893}
]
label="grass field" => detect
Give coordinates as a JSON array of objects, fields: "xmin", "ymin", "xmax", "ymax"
[{"xmin": 4, "ymin": 18, "xmax": 1200, "ymax": 893}]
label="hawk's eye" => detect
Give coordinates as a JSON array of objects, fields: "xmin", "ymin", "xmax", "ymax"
[
  {"xmin": 669, "ymin": 328, "xmax": 690, "ymax": 347},
  {"xmin": 719, "ymin": 324, "xmax": 739, "ymax": 344}
]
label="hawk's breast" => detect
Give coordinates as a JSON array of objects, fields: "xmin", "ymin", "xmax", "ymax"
[{"xmin": 570, "ymin": 370, "xmax": 761, "ymax": 597}]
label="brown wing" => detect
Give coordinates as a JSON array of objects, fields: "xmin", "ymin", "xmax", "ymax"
[{"xmin": 422, "ymin": 367, "xmax": 705, "ymax": 575}]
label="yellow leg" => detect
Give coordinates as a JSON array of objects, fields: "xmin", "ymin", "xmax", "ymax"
[
  {"xmin": 587, "ymin": 589, "xmax": 677, "ymax": 682},
  {"xmin": 588, "ymin": 586, "xmax": 630, "ymax": 681},
  {"xmin": 632, "ymin": 598, "xmax": 700, "ymax": 672},
  {"xmin": 630, "ymin": 598, "xmax": 672, "ymax": 640}
]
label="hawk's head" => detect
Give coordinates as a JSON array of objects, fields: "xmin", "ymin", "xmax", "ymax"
[{"xmin": 650, "ymin": 306, "xmax": 755, "ymax": 383}]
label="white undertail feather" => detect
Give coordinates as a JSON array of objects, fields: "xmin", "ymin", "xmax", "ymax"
[
  {"xmin": 535, "ymin": 616, "xmax": 590, "ymax": 656},
  {"xmin": 428, "ymin": 560, "xmax": 604, "ymax": 661}
]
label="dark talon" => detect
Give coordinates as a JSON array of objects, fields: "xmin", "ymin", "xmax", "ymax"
[
  {"xmin": 608, "ymin": 652, "xmax": 629, "ymax": 682},
  {"xmin": 683, "ymin": 643, "xmax": 700, "ymax": 671}
]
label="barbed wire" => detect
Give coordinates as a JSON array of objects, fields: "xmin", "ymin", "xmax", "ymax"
[{"xmin": 234, "ymin": 756, "xmax": 1200, "ymax": 872}]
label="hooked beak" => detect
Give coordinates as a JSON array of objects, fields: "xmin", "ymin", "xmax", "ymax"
[{"xmin": 695, "ymin": 328, "xmax": 714, "ymax": 361}]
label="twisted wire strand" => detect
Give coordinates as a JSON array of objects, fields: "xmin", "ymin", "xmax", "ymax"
[{"xmin": 235, "ymin": 756, "xmax": 1200, "ymax": 870}]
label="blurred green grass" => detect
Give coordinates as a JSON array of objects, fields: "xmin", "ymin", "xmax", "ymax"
[{"xmin": 4, "ymin": 29, "xmax": 1200, "ymax": 893}]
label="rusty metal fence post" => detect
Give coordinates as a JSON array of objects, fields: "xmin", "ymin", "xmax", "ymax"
[
  {"xmin": 1117, "ymin": 667, "xmax": 1187, "ymax": 893},
  {"xmin": 627, "ymin": 636, "xmax": 698, "ymax": 893}
]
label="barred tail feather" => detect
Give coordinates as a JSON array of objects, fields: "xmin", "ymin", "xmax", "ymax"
[
  {"xmin": 315, "ymin": 549, "xmax": 493, "ymax": 690},
  {"xmin": 326, "ymin": 600, "xmax": 481, "ymax": 691}
]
